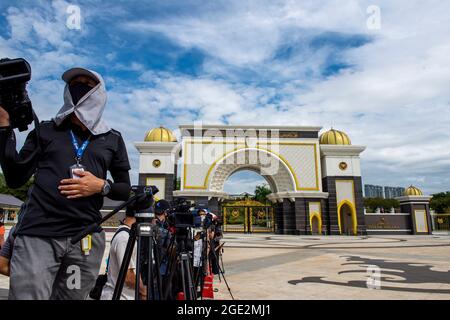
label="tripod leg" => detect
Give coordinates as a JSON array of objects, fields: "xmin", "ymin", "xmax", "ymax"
[
  {"xmin": 146, "ymin": 235, "xmax": 155, "ymax": 300},
  {"xmin": 112, "ymin": 225, "xmax": 137, "ymax": 300},
  {"xmin": 186, "ymin": 255, "xmax": 197, "ymax": 300},
  {"xmin": 181, "ymin": 253, "xmax": 197, "ymax": 300},
  {"xmin": 210, "ymin": 239, "xmax": 234, "ymax": 300},
  {"xmin": 197, "ymin": 237, "xmax": 208, "ymax": 299},
  {"xmin": 153, "ymin": 238, "xmax": 163, "ymax": 300},
  {"xmin": 179, "ymin": 255, "xmax": 187, "ymax": 299},
  {"xmin": 162, "ymin": 240, "xmax": 176, "ymax": 300}
]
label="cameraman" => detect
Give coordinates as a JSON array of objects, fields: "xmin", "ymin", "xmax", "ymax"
[
  {"xmin": 0, "ymin": 68, "xmax": 131, "ymax": 300},
  {"xmin": 101, "ymin": 211, "xmax": 146, "ymax": 300},
  {"xmin": 154, "ymin": 200, "xmax": 171, "ymax": 276}
]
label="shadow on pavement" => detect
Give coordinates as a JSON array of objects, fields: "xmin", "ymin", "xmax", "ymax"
[{"xmin": 289, "ymin": 255, "xmax": 450, "ymax": 294}]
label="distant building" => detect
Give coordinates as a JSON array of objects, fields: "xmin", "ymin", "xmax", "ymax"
[
  {"xmin": 0, "ymin": 193, "xmax": 23, "ymax": 223},
  {"xmin": 364, "ymin": 185, "xmax": 406, "ymax": 199},
  {"xmin": 364, "ymin": 184, "xmax": 384, "ymax": 198},
  {"xmin": 228, "ymin": 192, "xmax": 254, "ymax": 200},
  {"xmin": 384, "ymin": 186, "xmax": 405, "ymax": 199}
]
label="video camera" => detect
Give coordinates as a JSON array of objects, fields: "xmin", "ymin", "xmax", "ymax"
[
  {"xmin": 126, "ymin": 185, "xmax": 159, "ymax": 218},
  {"xmin": 167, "ymin": 198, "xmax": 196, "ymax": 228},
  {"xmin": 0, "ymin": 58, "xmax": 34, "ymax": 131}
]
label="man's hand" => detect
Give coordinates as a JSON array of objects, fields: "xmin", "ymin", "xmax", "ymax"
[
  {"xmin": 59, "ymin": 170, "xmax": 105, "ymax": 199},
  {"xmin": 0, "ymin": 106, "xmax": 10, "ymax": 127}
]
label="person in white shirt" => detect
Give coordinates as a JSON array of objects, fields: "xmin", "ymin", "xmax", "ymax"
[{"xmin": 101, "ymin": 212, "xmax": 146, "ymax": 300}]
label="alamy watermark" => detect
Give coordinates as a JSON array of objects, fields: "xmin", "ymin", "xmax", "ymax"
[
  {"xmin": 366, "ymin": 265, "xmax": 381, "ymax": 290},
  {"xmin": 178, "ymin": 122, "xmax": 281, "ymax": 176},
  {"xmin": 66, "ymin": 265, "xmax": 81, "ymax": 290},
  {"xmin": 66, "ymin": 4, "xmax": 81, "ymax": 30},
  {"xmin": 366, "ymin": 5, "xmax": 381, "ymax": 30}
]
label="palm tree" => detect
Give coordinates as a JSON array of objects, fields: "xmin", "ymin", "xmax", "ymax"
[{"xmin": 254, "ymin": 184, "xmax": 271, "ymax": 204}]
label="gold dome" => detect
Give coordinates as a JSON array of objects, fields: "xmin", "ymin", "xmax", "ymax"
[
  {"xmin": 320, "ymin": 129, "xmax": 351, "ymax": 145},
  {"xmin": 404, "ymin": 185, "xmax": 423, "ymax": 196},
  {"xmin": 144, "ymin": 126, "xmax": 177, "ymax": 142}
]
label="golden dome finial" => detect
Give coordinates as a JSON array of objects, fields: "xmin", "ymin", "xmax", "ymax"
[
  {"xmin": 404, "ymin": 185, "xmax": 423, "ymax": 196},
  {"xmin": 320, "ymin": 128, "xmax": 351, "ymax": 145},
  {"xmin": 144, "ymin": 126, "xmax": 177, "ymax": 142}
]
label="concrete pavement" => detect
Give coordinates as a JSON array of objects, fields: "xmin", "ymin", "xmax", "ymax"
[{"xmin": 1, "ymin": 229, "xmax": 450, "ymax": 300}]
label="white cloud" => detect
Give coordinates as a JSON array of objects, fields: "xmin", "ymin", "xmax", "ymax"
[
  {"xmin": 122, "ymin": 0, "xmax": 368, "ymax": 67},
  {"xmin": 2, "ymin": 0, "xmax": 450, "ymax": 194}
]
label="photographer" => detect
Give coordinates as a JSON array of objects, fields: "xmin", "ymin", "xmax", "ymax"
[
  {"xmin": 154, "ymin": 200, "xmax": 172, "ymax": 276},
  {"xmin": 101, "ymin": 211, "xmax": 146, "ymax": 300},
  {"xmin": 0, "ymin": 68, "xmax": 131, "ymax": 300}
]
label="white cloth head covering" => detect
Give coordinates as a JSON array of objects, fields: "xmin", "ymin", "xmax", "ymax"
[{"xmin": 53, "ymin": 67, "xmax": 110, "ymax": 135}]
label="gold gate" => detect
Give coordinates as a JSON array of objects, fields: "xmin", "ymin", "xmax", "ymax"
[
  {"xmin": 222, "ymin": 198, "xmax": 274, "ymax": 233},
  {"xmin": 432, "ymin": 214, "xmax": 450, "ymax": 231}
]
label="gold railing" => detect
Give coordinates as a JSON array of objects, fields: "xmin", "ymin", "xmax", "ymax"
[
  {"xmin": 222, "ymin": 201, "xmax": 274, "ymax": 233},
  {"xmin": 432, "ymin": 214, "xmax": 450, "ymax": 231}
]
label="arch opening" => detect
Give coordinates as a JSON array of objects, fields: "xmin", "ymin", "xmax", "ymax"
[
  {"xmin": 208, "ymin": 148, "xmax": 297, "ymax": 194},
  {"xmin": 221, "ymin": 168, "xmax": 276, "ymax": 234},
  {"xmin": 338, "ymin": 201, "xmax": 357, "ymax": 235},
  {"xmin": 310, "ymin": 213, "xmax": 322, "ymax": 235},
  {"xmin": 223, "ymin": 168, "xmax": 274, "ymax": 195}
]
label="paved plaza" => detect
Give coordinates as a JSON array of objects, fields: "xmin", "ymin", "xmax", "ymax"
[
  {"xmin": 214, "ymin": 233, "xmax": 450, "ymax": 300},
  {"xmin": 1, "ymin": 228, "xmax": 450, "ymax": 300}
]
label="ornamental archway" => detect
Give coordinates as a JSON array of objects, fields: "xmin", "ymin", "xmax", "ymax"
[
  {"xmin": 208, "ymin": 148, "xmax": 297, "ymax": 194},
  {"xmin": 137, "ymin": 124, "xmax": 374, "ymax": 236}
]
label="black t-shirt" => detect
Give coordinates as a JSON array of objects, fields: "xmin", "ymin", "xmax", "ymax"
[{"xmin": 0, "ymin": 120, "xmax": 131, "ymax": 237}]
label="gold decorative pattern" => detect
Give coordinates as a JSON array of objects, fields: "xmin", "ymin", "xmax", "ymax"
[
  {"xmin": 152, "ymin": 159, "xmax": 161, "ymax": 168},
  {"xmin": 223, "ymin": 198, "xmax": 267, "ymax": 207},
  {"xmin": 339, "ymin": 162, "xmax": 348, "ymax": 171},
  {"xmin": 182, "ymin": 140, "xmax": 320, "ymax": 191},
  {"xmin": 257, "ymin": 210, "xmax": 265, "ymax": 219}
]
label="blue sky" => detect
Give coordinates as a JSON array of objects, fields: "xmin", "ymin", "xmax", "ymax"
[{"xmin": 1, "ymin": 0, "xmax": 449, "ymax": 195}]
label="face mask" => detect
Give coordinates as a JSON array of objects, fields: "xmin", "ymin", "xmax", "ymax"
[{"xmin": 69, "ymin": 82, "xmax": 93, "ymax": 105}]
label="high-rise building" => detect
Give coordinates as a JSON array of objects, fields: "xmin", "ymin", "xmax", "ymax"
[
  {"xmin": 364, "ymin": 184, "xmax": 384, "ymax": 198},
  {"xmin": 384, "ymin": 186, "xmax": 405, "ymax": 199}
]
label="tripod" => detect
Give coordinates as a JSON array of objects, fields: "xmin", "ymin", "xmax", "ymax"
[
  {"xmin": 71, "ymin": 186, "xmax": 160, "ymax": 300},
  {"xmin": 163, "ymin": 228, "xmax": 197, "ymax": 300},
  {"xmin": 194, "ymin": 229, "xmax": 210, "ymax": 299},
  {"xmin": 112, "ymin": 213, "xmax": 162, "ymax": 300},
  {"xmin": 198, "ymin": 232, "xmax": 234, "ymax": 300}
]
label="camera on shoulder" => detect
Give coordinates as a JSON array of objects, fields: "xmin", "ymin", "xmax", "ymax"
[{"xmin": 0, "ymin": 58, "xmax": 34, "ymax": 131}]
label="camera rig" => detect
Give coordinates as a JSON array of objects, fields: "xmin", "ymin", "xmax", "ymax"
[{"xmin": 0, "ymin": 58, "xmax": 34, "ymax": 132}]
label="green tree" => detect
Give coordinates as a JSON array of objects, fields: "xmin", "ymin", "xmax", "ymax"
[
  {"xmin": 253, "ymin": 184, "xmax": 272, "ymax": 204},
  {"xmin": 0, "ymin": 173, "xmax": 34, "ymax": 201},
  {"xmin": 364, "ymin": 197, "xmax": 399, "ymax": 212},
  {"xmin": 430, "ymin": 192, "xmax": 450, "ymax": 213}
]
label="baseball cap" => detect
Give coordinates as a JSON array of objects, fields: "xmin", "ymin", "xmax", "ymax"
[{"xmin": 62, "ymin": 67, "xmax": 99, "ymax": 84}]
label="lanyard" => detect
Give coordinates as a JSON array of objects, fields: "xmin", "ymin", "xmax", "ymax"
[{"xmin": 70, "ymin": 130, "xmax": 91, "ymax": 164}]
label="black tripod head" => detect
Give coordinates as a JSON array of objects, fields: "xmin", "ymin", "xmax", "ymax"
[
  {"xmin": 71, "ymin": 185, "xmax": 158, "ymax": 244},
  {"xmin": 126, "ymin": 185, "xmax": 159, "ymax": 222}
]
